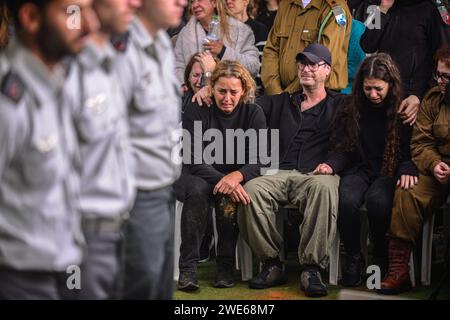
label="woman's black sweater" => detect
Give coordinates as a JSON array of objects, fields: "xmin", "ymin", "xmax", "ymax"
[{"xmin": 182, "ymin": 101, "xmax": 268, "ymax": 185}]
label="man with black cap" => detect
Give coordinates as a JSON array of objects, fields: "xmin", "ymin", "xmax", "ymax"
[{"xmin": 238, "ymin": 43, "xmax": 347, "ymax": 297}]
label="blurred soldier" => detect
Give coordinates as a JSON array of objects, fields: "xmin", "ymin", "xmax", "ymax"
[
  {"xmin": 116, "ymin": 0, "xmax": 187, "ymax": 299},
  {"xmin": 0, "ymin": 0, "xmax": 96, "ymax": 299},
  {"xmin": 66, "ymin": 0, "xmax": 141, "ymax": 299}
]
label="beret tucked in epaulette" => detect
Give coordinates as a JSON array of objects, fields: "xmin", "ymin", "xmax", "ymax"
[
  {"xmin": 1, "ymin": 71, "xmax": 25, "ymax": 104},
  {"xmin": 110, "ymin": 32, "xmax": 130, "ymax": 53}
]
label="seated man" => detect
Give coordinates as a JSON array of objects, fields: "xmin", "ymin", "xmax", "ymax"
[
  {"xmin": 239, "ymin": 44, "xmax": 347, "ymax": 298},
  {"xmin": 378, "ymin": 45, "xmax": 450, "ymax": 295}
]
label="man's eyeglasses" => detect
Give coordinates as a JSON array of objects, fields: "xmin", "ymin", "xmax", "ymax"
[
  {"xmin": 298, "ymin": 62, "xmax": 327, "ymax": 72},
  {"xmin": 433, "ymin": 71, "xmax": 450, "ymax": 83}
]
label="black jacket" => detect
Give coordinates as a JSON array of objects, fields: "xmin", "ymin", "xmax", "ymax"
[
  {"xmin": 357, "ymin": 0, "xmax": 442, "ymax": 99},
  {"xmin": 331, "ymin": 96, "xmax": 419, "ymax": 181},
  {"xmin": 255, "ymin": 90, "xmax": 348, "ymax": 174},
  {"xmin": 182, "ymin": 101, "xmax": 267, "ymax": 185}
]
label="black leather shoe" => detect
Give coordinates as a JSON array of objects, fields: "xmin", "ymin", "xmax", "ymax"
[
  {"xmin": 248, "ymin": 260, "xmax": 287, "ymax": 289},
  {"xmin": 178, "ymin": 272, "xmax": 199, "ymax": 292},
  {"xmin": 213, "ymin": 266, "xmax": 235, "ymax": 288},
  {"xmin": 300, "ymin": 266, "xmax": 327, "ymax": 297},
  {"xmin": 341, "ymin": 253, "xmax": 363, "ymax": 287}
]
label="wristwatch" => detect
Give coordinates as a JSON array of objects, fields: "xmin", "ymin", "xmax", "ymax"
[
  {"xmin": 204, "ymin": 71, "xmax": 212, "ymax": 79},
  {"xmin": 201, "ymin": 71, "xmax": 213, "ymax": 87}
]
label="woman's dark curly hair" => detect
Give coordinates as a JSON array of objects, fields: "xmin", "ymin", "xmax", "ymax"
[{"xmin": 330, "ymin": 53, "xmax": 403, "ymax": 177}]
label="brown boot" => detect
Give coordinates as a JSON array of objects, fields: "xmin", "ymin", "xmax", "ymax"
[{"xmin": 377, "ymin": 238, "xmax": 413, "ymax": 295}]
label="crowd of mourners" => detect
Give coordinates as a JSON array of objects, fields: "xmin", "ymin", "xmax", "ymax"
[{"xmin": 0, "ymin": 0, "xmax": 449, "ymax": 300}]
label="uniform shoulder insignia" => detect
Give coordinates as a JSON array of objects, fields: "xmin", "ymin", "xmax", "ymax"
[
  {"xmin": 110, "ymin": 31, "xmax": 130, "ymax": 53},
  {"xmin": 433, "ymin": 0, "xmax": 450, "ymax": 25},
  {"xmin": 325, "ymin": 0, "xmax": 348, "ymax": 27},
  {"xmin": 1, "ymin": 71, "xmax": 25, "ymax": 104}
]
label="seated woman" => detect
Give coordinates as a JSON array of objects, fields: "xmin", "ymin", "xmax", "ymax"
[
  {"xmin": 174, "ymin": 0, "xmax": 259, "ymax": 82},
  {"xmin": 182, "ymin": 51, "xmax": 217, "ymax": 111},
  {"xmin": 379, "ymin": 45, "xmax": 450, "ymax": 295},
  {"xmin": 329, "ymin": 53, "xmax": 419, "ymax": 287},
  {"xmin": 174, "ymin": 60, "xmax": 267, "ymax": 291}
]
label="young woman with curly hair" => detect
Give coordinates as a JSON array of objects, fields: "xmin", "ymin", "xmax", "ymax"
[{"xmin": 329, "ymin": 53, "xmax": 419, "ymax": 287}]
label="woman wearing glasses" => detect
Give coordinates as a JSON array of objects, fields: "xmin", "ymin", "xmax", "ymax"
[
  {"xmin": 328, "ymin": 53, "xmax": 419, "ymax": 287},
  {"xmin": 378, "ymin": 45, "xmax": 450, "ymax": 295}
]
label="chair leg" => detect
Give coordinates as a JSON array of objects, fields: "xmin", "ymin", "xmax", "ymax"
[
  {"xmin": 173, "ymin": 201, "xmax": 183, "ymax": 281},
  {"xmin": 409, "ymin": 252, "xmax": 416, "ymax": 288},
  {"xmin": 329, "ymin": 231, "xmax": 340, "ymax": 285},
  {"xmin": 421, "ymin": 215, "xmax": 435, "ymax": 286},
  {"xmin": 212, "ymin": 208, "xmax": 218, "ymax": 255},
  {"xmin": 236, "ymin": 236, "xmax": 254, "ymax": 281}
]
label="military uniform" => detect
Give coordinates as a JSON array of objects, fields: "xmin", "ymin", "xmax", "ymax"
[
  {"xmin": 261, "ymin": 0, "xmax": 351, "ymax": 95},
  {"xmin": 66, "ymin": 39, "xmax": 135, "ymax": 299},
  {"xmin": 389, "ymin": 87, "xmax": 450, "ymax": 244},
  {"xmin": 0, "ymin": 38, "xmax": 82, "ymax": 299},
  {"xmin": 116, "ymin": 17, "xmax": 182, "ymax": 300}
]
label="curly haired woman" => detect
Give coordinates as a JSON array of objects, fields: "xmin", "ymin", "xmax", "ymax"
[{"xmin": 329, "ymin": 53, "xmax": 419, "ymax": 287}]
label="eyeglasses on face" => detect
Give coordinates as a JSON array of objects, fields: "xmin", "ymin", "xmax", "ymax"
[
  {"xmin": 297, "ymin": 62, "xmax": 327, "ymax": 72},
  {"xmin": 433, "ymin": 71, "xmax": 450, "ymax": 83}
]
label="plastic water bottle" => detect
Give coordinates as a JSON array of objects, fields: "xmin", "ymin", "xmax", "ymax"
[{"xmin": 203, "ymin": 15, "xmax": 220, "ymax": 50}]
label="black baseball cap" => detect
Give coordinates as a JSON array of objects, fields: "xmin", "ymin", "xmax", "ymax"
[{"xmin": 295, "ymin": 43, "xmax": 332, "ymax": 66}]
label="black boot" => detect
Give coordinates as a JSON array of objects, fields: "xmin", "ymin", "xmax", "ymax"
[
  {"xmin": 213, "ymin": 263, "xmax": 235, "ymax": 288},
  {"xmin": 178, "ymin": 271, "xmax": 199, "ymax": 292},
  {"xmin": 341, "ymin": 252, "xmax": 364, "ymax": 287}
]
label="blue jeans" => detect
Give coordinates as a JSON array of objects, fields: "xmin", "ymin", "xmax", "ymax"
[{"xmin": 122, "ymin": 187, "xmax": 175, "ymax": 299}]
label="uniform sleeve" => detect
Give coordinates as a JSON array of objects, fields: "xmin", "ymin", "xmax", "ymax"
[
  {"xmin": 237, "ymin": 105, "xmax": 268, "ymax": 182},
  {"xmin": 182, "ymin": 103, "xmax": 225, "ymax": 185},
  {"xmin": 411, "ymin": 94, "xmax": 442, "ymax": 175},
  {"xmin": 221, "ymin": 24, "xmax": 260, "ymax": 78},
  {"xmin": 0, "ymin": 102, "xmax": 23, "ymax": 180},
  {"xmin": 260, "ymin": 8, "xmax": 284, "ymax": 95},
  {"xmin": 320, "ymin": 2, "xmax": 352, "ymax": 90},
  {"xmin": 115, "ymin": 46, "xmax": 139, "ymax": 105},
  {"xmin": 397, "ymin": 124, "xmax": 419, "ymax": 177},
  {"xmin": 64, "ymin": 63, "xmax": 83, "ymax": 120}
]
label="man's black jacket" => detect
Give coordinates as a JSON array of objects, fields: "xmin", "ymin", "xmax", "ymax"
[{"xmin": 255, "ymin": 90, "xmax": 348, "ymax": 174}]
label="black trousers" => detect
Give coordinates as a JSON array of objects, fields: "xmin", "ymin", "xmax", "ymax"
[
  {"xmin": 174, "ymin": 172, "xmax": 238, "ymax": 274},
  {"xmin": 338, "ymin": 172, "xmax": 396, "ymax": 261}
]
